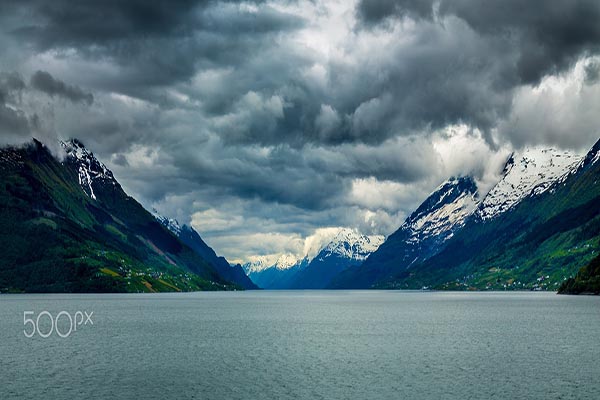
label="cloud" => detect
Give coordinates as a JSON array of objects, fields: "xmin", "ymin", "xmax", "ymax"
[
  {"xmin": 350, "ymin": 0, "xmax": 600, "ymax": 144},
  {"xmin": 7, "ymin": 0, "xmax": 306, "ymax": 94},
  {"xmin": 315, "ymin": 104, "xmax": 342, "ymax": 139},
  {"xmin": 0, "ymin": 72, "xmax": 31, "ymax": 139},
  {"xmin": 584, "ymin": 60, "xmax": 600, "ymax": 85},
  {"xmin": 356, "ymin": 0, "xmax": 600, "ymax": 85},
  {"xmin": 30, "ymin": 70, "xmax": 94, "ymax": 105},
  {"xmin": 498, "ymin": 57, "xmax": 600, "ymax": 149}
]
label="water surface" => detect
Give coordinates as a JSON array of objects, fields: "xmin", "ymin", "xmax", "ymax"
[{"xmin": 1, "ymin": 291, "xmax": 599, "ymax": 399}]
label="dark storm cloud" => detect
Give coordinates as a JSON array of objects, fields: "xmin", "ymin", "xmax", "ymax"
[
  {"xmin": 7, "ymin": 0, "xmax": 305, "ymax": 91},
  {"xmin": 0, "ymin": 72, "xmax": 30, "ymax": 137},
  {"xmin": 348, "ymin": 0, "xmax": 600, "ymax": 146},
  {"xmin": 357, "ymin": 0, "xmax": 433, "ymax": 23},
  {"xmin": 357, "ymin": 0, "xmax": 600, "ymax": 85},
  {"xmin": 31, "ymin": 71, "xmax": 94, "ymax": 105},
  {"xmin": 584, "ymin": 61, "xmax": 600, "ymax": 85},
  {"xmin": 8, "ymin": 0, "xmax": 200, "ymax": 47}
]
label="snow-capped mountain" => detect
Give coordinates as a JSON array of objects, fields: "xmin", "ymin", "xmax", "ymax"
[
  {"xmin": 61, "ymin": 139, "xmax": 117, "ymax": 200},
  {"xmin": 374, "ymin": 138, "xmax": 600, "ymax": 290},
  {"xmin": 404, "ymin": 176, "xmax": 479, "ymax": 243},
  {"xmin": 290, "ymin": 229, "xmax": 385, "ymax": 289},
  {"xmin": 331, "ymin": 146, "xmax": 586, "ymax": 289},
  {"xmin": 241, "ymin": 256, "xmax": 274, "ymax": 274},
  {"xmin": 318, "ymin": 228, "xmax": 385, "ymax": 261},
  {"xmin": 329, "ymin": 176, "xmax": 480, "ymax": 288},
  {"xmin": 243, "ymin": 228, "xmax": 384, "ymax": 289},
  {"xmin": 243, "ymin": 254, "xmax": 309, "ymax": 289},
  {"xmin": 242, "ymin": 253, "xmax": 302, "ymax": 274},
  {"xmin": 476, "ymin": 148, "xmax": 582, "ymax": 220}
]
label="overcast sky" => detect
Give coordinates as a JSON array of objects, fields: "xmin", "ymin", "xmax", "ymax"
[{"xmin": 1, "ymin": 0, "xmax": 600, "ymax": 263}]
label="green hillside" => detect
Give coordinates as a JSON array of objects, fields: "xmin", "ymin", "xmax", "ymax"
[
  {"xmin": 377, "ymin": 143, "xmax": 600, "ymax": 291},
  {"xmin": 0, "ymin": 140, "xmax": 237, "ymax": 293},
  {"xmin": 559, "ymin": 253, "xmax": 600, "ymax": 294}
]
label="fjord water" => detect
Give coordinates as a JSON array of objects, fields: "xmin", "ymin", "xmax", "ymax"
[{"xmin": 1, "ymin": 291, "xmax": 599, "ymax": 400}]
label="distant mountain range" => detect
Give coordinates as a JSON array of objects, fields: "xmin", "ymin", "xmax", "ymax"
[
  {"xmin": 0, "ymin": 139, "xmax": 254, "ymax": 293},
  {"xmin": 242, "ymin": 228, "xmax": 384, "ymax": 289},
  {"xmin": 331, "ymin": 142, "xmax": 600, "ymax": 291}
]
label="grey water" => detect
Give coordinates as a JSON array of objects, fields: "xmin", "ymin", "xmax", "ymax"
[{"xmin": 1, "ymin": 291, "xmax": 599, "ymax": 400}]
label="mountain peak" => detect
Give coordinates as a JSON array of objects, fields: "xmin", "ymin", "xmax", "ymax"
[
  {"xmin": 577, "ymin": 138, "xmax": 600, "ymax": 171},
  {"xmin": 402, "ymin": 175, "xmax": 479, "ymax": 241},
  {"xmin": 152, "ymin": 208, "xmax": 182, "ymax": 236},
  {"xmin": 60, "ymin": 138, "xmax": 116, "ymax": 200},
  {"xmin": 321, "ymin": 228, "xmax": 384, "ymax": 261},
  {"xmin": 242, "ymin": 253, "xmax": 301, "ymax": 273}
]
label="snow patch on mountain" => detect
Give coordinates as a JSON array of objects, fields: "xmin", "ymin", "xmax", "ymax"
[
  {"xmin": 319, "ymin": 228, "xmax": 384, "ymax": 261},
  {"xmin": 61, "ymin": 139, "xmax": 116, "ymax": 200},
  {"xmin": 477, "ymin": 148, "xmax": 582, "ymax": 220},
  {"xmin": 402, "ymin": 176, "xmax": 479, "ymax": 244},
  {"xmin": 243, "ymin": 253, "xmax": 301, "ymax": 273}
]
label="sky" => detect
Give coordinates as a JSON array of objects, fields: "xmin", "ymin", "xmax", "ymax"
[{"xmin": 1, "ymin": 0, "xmax": 600, "ymax": 263}]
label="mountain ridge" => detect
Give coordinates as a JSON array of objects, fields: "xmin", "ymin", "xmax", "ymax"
[
  {"xmin": 152, "ymin": 209, "xmax": 257, "ymax": 289},
  {"xmin": 330, "ymin": 144, "xmax": 591, "ymax": 290},
  {"xmin": 372, "ymin": 140, "xmax": 600, "ymax": 291},
  {"xmin": 0, "ymin": 138, "xmax": 241, "ymax": 293}
]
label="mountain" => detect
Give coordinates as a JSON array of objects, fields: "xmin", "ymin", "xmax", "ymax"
[
  {"xmin": 290, "ymin": 229, "xmax": 384, "ymax": 289},
  {"xmin": 330, "ymin": 176, "xmax": 479, "ymax": 288},
  {"xmin": 243, "ymin": 229, "xmax": 383, "ymax": 289},
  {"xmin": 331, "ymin": 146, "xmax": 588, "ymax": 289},
  {"xmin": 243, "ymin": 254, "xmax": 308, "ymax": 289},
  {"xmin": 0, "ymin": 139, "xmax": 239, "ymax": 293},
  {"xmin": 373, "ymin": 141, "xmax": 600, "ymax": 290},
  {"xmin": 153, "ymin": 210, "xmax": 257, "ymax": 289}
]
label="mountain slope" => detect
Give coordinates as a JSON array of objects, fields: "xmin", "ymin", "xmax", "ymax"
[
  {"xmin": 330, "ymin": 176, "xmax": 479, "ymax": 288},
  {"xmin": 378, "ymin": 140, "xmax": 600, "ymax": 290},
  {"xmin": 475, "ymin": 148, "xmax": 581, "ymax": 220},
  {"xmin": 153, "ymin": 211, "xmax": 257, "ymax": 289},
  {"xmin": 331, "ymin": 146, "xmax": 585, "ymax": 289},
  {"xmin": 0, "ymin": 139, "xmax": 238, "ymax": 293}
]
